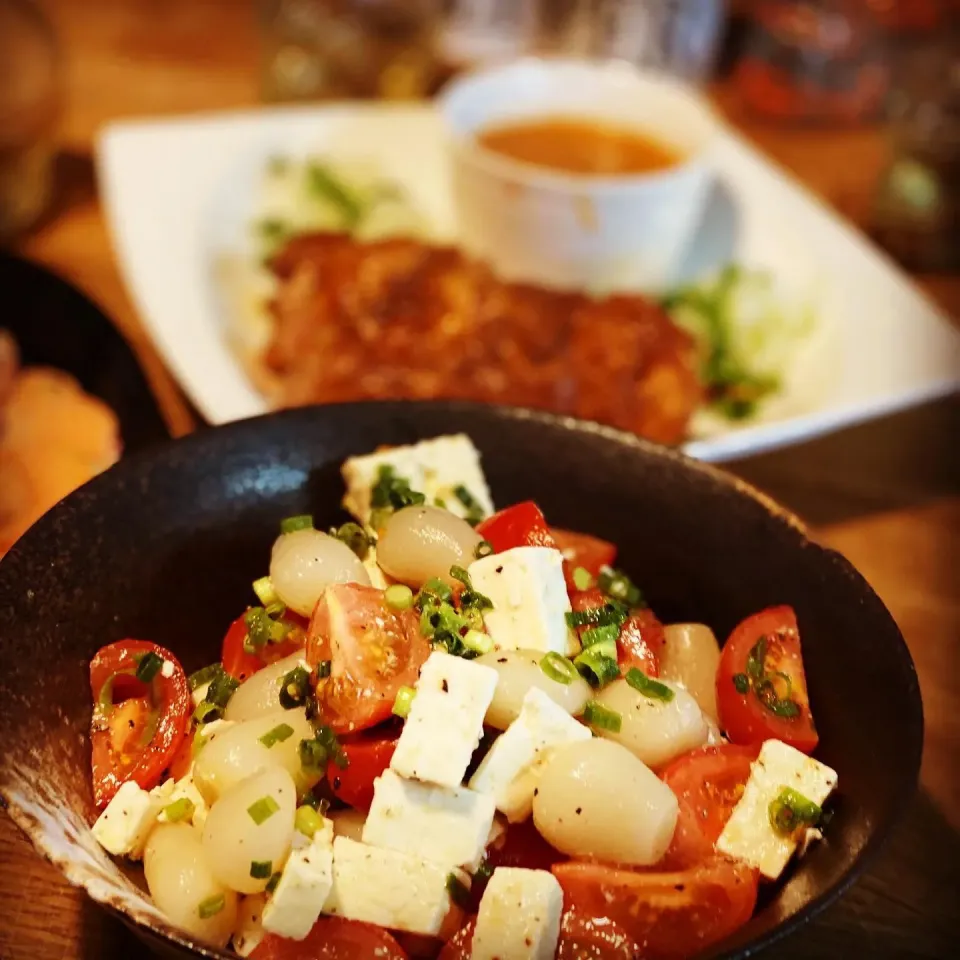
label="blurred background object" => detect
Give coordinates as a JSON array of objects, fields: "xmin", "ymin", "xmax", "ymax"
[
  {"xmin": 873, "ymin": 32, "xmax": 960, "ymax": 271},
  {"xmin": 260, "ymin": 0, "xmax": 443, "ymax": 101},
  {"xmin": 0, "ymin": 0, "xmax": 61, "ymax": 243}
]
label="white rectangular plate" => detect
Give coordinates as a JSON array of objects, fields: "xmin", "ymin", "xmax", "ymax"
[{"xmin": 97, "ymin": 103, "xmax": 960, "ymax": 462}]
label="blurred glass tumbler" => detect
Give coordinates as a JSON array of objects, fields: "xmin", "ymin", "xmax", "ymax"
[
  {"xmin": 0, "ymin": 0, "xmax": 61, "ymax": 242},
  {"xmin": 259, "ymin": 0, "xmax": 441, "ymax": 102}
]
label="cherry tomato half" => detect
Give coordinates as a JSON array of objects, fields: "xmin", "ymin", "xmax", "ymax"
[
  {"xmin": 252, "ymin": 917, "xmax": 408, "ymax": 960},
  {"xmin": 221, "ymin": 611, "xmax": 305, "ymax": 682},
  {"xmin": 716, "ymin": 606, "xmax": 819, "ymax": 754},
  {"xmin": 328, "ymin": 732, "xmax": 399, "ymax": 810},
  {"xmin": 551, "ymin": 528, "xmax": 617, "ymax": 577},
  {"xmin": 89, "ymin": 640, "xmax": 191, "ymax": 807},
  {"xmin": 476, "ymin": 502, "xmax": 557, "ymax": 553}
]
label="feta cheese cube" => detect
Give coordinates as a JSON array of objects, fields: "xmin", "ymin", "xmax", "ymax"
[
  {"xmin": 468, "ymin": 547, "xmax": 575, "ymax": 657},
  {"xmin": 391, "ymin": 651, "xmax": 498, "ymax": 788},
  {"xmin": 341, "ymin": 434, "xmax": 494, "ymax": 524},
  {"xmin": 472, "ymin": 867, "xmax": 563, "ymax": 960},
  {"xmin": 363, "ymin": 769, "xmax": 496, "ymax": 871},
  {"xmin": 716, "ymin": 739, "xmax": 838, "ymax": 880},
  {"xmin": 325, "ymin": 836, "xmax": 466, "ymax": 936},
  {"xmin": 262, "ymin": 818, "xmax": 335, "ymax": 940},
  {"xmin": 470, "ymin": 687, "xmax": 591, "ymax": 822},
  {"xmin": 91, "ymin": 780, "xmax": 162, "ymax": 859},
  {"xmin": 232, "ymin": 894, "xmax": 266, "ymax": 957}
]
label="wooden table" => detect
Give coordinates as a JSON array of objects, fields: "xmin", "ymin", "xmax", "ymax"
[{"xmin": 1, "ymin": 2, "xmax": 958, "ymax": 958}]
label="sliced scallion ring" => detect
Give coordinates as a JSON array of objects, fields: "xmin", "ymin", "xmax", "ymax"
[
  {"xmin": 625, "ymin": 668, "xmax": 675, "ymax": 702},
  {"xmin": 769, "ymin": 787, "xmax": 822, "ymax": 835},
  {"xmin": 584, "ymin": 700, "xmax": 622, "ymax": 732},
  {"xmin": 252, "ymin": 576, "xmax": 278, "ymax": 607},
  {"xmin": 540, "ymin": 652, "xmax": 577, "ymax": 686},
  {"xmin": 392, "ymin": 685, "xmax": 417, "ymax": 719},
  {"xmin": 280, "ymin": 514, "xmax": 313, "ymax": 535}
]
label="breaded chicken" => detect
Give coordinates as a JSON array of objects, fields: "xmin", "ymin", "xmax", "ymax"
[{"xmin": 262, "ymin": 234, "xmax": 702, "ymax": 445}]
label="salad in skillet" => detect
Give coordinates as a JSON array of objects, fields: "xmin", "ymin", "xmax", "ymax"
[{"xmin": 88, "ymin": 435, "xmax": 837, "ymax": 959}]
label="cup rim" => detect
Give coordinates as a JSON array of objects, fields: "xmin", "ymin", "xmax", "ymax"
[{"xmin": 437, "ymin": 56, "xmax": 721, "ymax": 195}]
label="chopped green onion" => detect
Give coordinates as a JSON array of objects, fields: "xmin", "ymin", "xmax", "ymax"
[
  {"xmin": 625, "ymin": 668, "xmax": 675, "ymax": 702},
  {"xmin": 446, "ymin": 872, "xmax": 471, "ymax": 909},
  {"xmin": 732, "ymin": 673, "xmax": 750, "ymax": 694},
  {"xmin": 475, "ymin": 540, "xmax": 494, "ymax": 560},
  {"xmin": 265, "ymin": 601, "xmax": 287, "ymax": 621},
  {"xmin": 250, "ymin": 859, "xmax": 273, "ymax": 879},
  {"xmin": 597, "ymin": 567, "xmax": 644, "ymax": 608},
  {"xmin": 746, "ymin": 637, "xmax": 767, "ymax": 681},
  {"xmin": 244, "ymin": 606, "xmax": 275, "ymax": 651},
  {"xmin": 453, "ymin": 485, "xmax": 485, "ymax": 525},
  {"xmin": 280, "ymin": 514, "xmax": 313, "ymax": 535},
  {"xmin": 197, "ymin": 893, "xmax": 225, "ymax": 919},
  {"xmin": 316, "ymin": 660, "xmax": 332, "ymax": 680},
  {"xmin": 565, "ymin": 601, "xmax": 629, "ymax": 630},
  {"xmin": 462, "ymin": 629, "xmax": 493, "ymax": 655},
  {"xmin": 329, "ymin": 522, "xmax": 375, "ymax": 560},
  {"xmin": 193, "ymin": 700, "xmax": 222, "ymax": 725},
  {"xmin": 572, "ymin": 566, "xmax": 593, "ymax": 591},
  {"xmin": 266, "ymin": 872, "xmax": 282, "ymax": 894},
  {"xmin": 574, "ymin": 648, "xmax": 620, "ymax": 688},
  {"xmin": 134, "ymin": 651, "xmax": 164, "ymax": 684},
  {"xmin": 252, "ymin": 576, "xmax": 279, "ymax": 606},
  {"xmin": 97, "ymin": 671, "xmax": 133, "ymax": 716},
  {"xmin": 299, "ymin": 727, "xmax": 348, "ymax": 774},
  {"xmin": 580, "ymin": 624, "xmax": 620, "ymax": 649},
  {"xmin": 259, "ymin": 723, "xmax": 295, "ymax": 748},
  {"xmin": 257, "ymin": 217, "xmax": 288, "ymax": 241},
  {"xmin": 540, "ymin": 652, "xmax": 577, "ymax": 685},
  {"xmin": 163, "ymin": 797, "xmax": 195, "ymax": 823},
  {"xmin": 247, "ymin": 795, "xmax": 281, "ymax": 825},
  {"xmin": 384, "ymin": 584, "xmax": 414, "ymax": 611},
  {"xmin": 418, "ymin": 577, "xmax": 453, "ymax": 607},
  {"xmin": 206, "ymin": 670, "xmax": 240, "ymax": 709},
  {"xmin": 295, "ymin": 805, "xmax": 325, "ymax": 839},
  {"xmin": 474, "ymin": 858, "xmax": 494, "ymax": 883},
  {"xmin": 392, "ymin": 685, "xmax": 417, "ymax": 719},
  {"xmin": 743, "ymin": 636, "xmax": 802, "ymax": 718},
  {"xmin": 370, "ymin": 465, "xmax": 426, "ymax": 514},
  {"xmin": 585, "ymin": 637, "xmax": 617, "ymax": 661},
  {"xmin": 188, "ymin": 663, "xmax": 224, "ymax": 692},
  {"xmin": 584, "ymin": 700, "xmax": 622, "ymax": 732},
  {"xmin": 769, "ymin": 787, "xmax": 823, "ymax": 836},
  {"xmin": 279, "ymin": 665, "xmax": 311, "ymax": 709},
  {"xmin": 450, "ymin": 565, "xmax": 472, "ymax": 588}
]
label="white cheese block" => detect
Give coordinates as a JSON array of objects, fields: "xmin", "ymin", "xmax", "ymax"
[
  {"xmin": 716, "ymin": 738, "xmax": 838, "ymax": 880},
  {"xmin": 261, "ymin": 818, "xmax": 336, "ymax": 940},
  {"xmin": 468, "ymin": 547, "xmax": 575, "ymax": 657},
  {"xmin": 92, "ymin": 780, "xmax": 162, "ymax": 859},
  {"xmin": 155, "ymin": 771, "xmax": 209, "ymax": 831},
  {"xmin": 469, "ymin": 687, "xmax": 591, "ymax": 822},
  {"xmin": 391, "ymin": 651, "xmax": 498, "ymax": 788},
  {"xmin": 232, "ymin": 894, "xmax": 266, "ymax": 957},
  {"xmin": 472, "ymin": 867, "xmax": 563, "ymax": 960},
  {"xmin": 341, "ymin": 434, "xmax": 494, "ymax": 524},
  {"xmin": 363, "ymin": 769, "xmax": 496, "ymax": 871},
  {"xmin": 324, "ymin": 836, "xmax": 466, "ymax": 937}
]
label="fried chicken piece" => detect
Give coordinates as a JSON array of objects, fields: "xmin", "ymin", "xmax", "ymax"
[{"xmin": 262, "ymin": 234, "xmax": 702, "ymax": 445}]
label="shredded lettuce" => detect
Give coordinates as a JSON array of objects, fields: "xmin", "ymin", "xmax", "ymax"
[{"xmin": 664, "ymin": 265, "xmax": 815, "ymax": 421}]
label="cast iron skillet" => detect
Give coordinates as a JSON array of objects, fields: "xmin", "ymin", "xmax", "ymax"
[{"xmin": 0, "ymin": 401, "xmax": 923, "ymax": 959}]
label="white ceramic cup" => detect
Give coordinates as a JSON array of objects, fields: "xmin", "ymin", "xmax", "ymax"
[{"xmin": 438, "ymin": 58, "xmax": 720, "ymax": 294}]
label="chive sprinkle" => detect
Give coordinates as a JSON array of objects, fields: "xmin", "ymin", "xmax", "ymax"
[
  {"xmin": 574, "ymin": 647, "xmax": 620, "ymax": 688},
  {"xmin": 134, "ymin": 651, "xmax": 164, "ymax": 684},
  {"xmin": 474, "ymin": 539, "xmax": 494, "ymax": 560},
  {"xmin": 280, "ymin": 514, "xmax": 313, "ymax": 535},
  {"xmin": 540, "ymin": 652, "xmax": 577, "ymax": 685},
  {"xmin": 188, "ymin": 663, "xmax": 224, "ymax": 691},
  {"xmin": 250, "ymin": 859, "xmax": 273, "ymax": 879},
  {"xmin": 625, "ymin": 668, "xmax": 675, "ymax": 702},
  {"xmin": 252, "ymin": 576, "xmax": 279, "ymax": 607},
  {"xmin": 197, "ymin": 893, "xmax": 225, "ymax": 919},
  {"xmin": 580, "ymin": 624, "xmax": 620, "ymax": 649},
  {"xmin": 584, "ymin": 700, "xmax": 622, "ymax": 732},
  {"xmin": 247, "ymin": 795, "xmax": 280, "ymax": 825},
  {"xmin": 392, "ymin": 685, "xmax": 417, "ymax": 719},
  {"xmin": 769, "ymin": 787, "xmax": 823, "ymax": 835},
  {"xmin": 259, "ymin": 723, "xmax": 295, "ymax": 748},
  {"xmin": 163, "ymin": 797, "xmax": 195, "ymax": 823},
  {"xmin": 384, "ymin": 584, "xmax": 414, "ymax": 611},
  {"xmin": 279, "ymin": 665, "xmax": 311, "ymax": 709},
  {"xmin": 446, "ymin": 872, "xmax": 471, "ymax": 909},
  {"xmin": 266, "ymin": 872, "xmax": 282, "ymax": 894},
  {"xmin": 572, "ymin": 566, "xmax": 593, "ymax": 591},
  {"xmin": 295, "ymin": 805, "xmax": 324, "ymax": 839}
]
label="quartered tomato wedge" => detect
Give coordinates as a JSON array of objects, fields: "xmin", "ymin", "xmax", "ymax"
[
  {"xmin": 717, "ymin": 606, "xmax": 819, "ymax": 754},
  {"xmin": 89, "ymin": 640, "xmax": 191, "ymax": 807},
  {"xmin": 438, "ymin": 919, "xmax": 475, "ymax": 960},
  {"xmin": 553, "ymin": 858, "xmax": 759, "ymax": 960},
  {"xmin": 307, "ymin": 583, "xmax": 430, "ymax": 734},
  {"xmin": 167, "ymin": 726, "xmax": 196, "ymax": 782},
  {"xmin": 570, "ymin": 588, "xmax": 665, "ymax": 676},
  {"xmin": 551, "ymin": 528, "xmax": 617, "ymax": 577},
  {"xmin": 476, "ymin": 501, "xmax": 557, "ymax": 552},
  {"xmin": 221, "ymin": 611, "xmax": 305, "ymax": 682},
  {"xmin": 327, "ymin": 730, "xmax": 399, "ymax": 810},
  {"xmin": 661, "ymin": 743, "xmax": 761, "ymax": 867},
  {"xmin": 252, "ymin": 917, "xmax": 408, "ymax": 960}
]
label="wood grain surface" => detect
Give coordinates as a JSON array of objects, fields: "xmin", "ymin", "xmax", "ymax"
[{"xmin": 1, "ymin": 2, "xmax": 958, "ymax": 958}]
